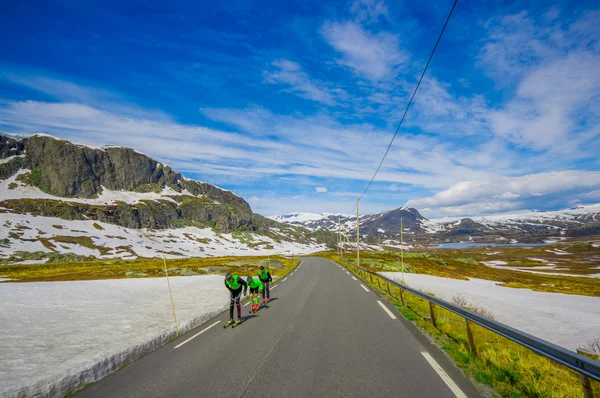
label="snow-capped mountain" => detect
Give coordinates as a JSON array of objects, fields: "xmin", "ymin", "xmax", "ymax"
[
  {"xmin": 0, "ymin": 134, "xmax": 335, "ymax": 261},
  {"xmin": 272, "ymin": 204, "xmax": 600, "ymax": 243}
]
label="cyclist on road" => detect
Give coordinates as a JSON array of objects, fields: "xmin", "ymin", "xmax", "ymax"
[
  {"xmin": 246, "ymin": 276, "xmax": 264, "ymax": 313},
  {"xmin": 258, "ymin": 265, "xmax": 273, "ymax": 305},
  {"xmin": 224, "ymin": 273, "xmax": 247, "ymax": 327}
]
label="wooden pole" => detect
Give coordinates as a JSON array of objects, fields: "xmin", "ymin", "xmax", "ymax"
[
  {"xmin": 429, "ymin": 301, "xmax": 438, "ymax": 329},
  {"xmin": 356, "ymin": 197, "xmax": 360, "ymax": 269},
  {"xmin": 401, "ymin": 217, "xmax": 405, "ymax": 284},
  {"xmin": 466, "ymin": 319, "xmax": 477, "ymax": 356},
  {"xmin": 577, "ymin": 349, "xmax": 599, "ymax": 398}
]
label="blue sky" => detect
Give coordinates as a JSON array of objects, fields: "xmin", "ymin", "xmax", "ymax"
[{"xmin": 0, "ymin": 0, "xmax": 599, "ymax": 218}]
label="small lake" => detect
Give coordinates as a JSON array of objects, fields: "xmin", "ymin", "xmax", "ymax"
[{"xmin": 432, "ymin": 242, "xmax": 550, "ymax": 249}]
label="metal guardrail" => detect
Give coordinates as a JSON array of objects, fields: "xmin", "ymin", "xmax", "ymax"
[{"xmin": 340, "ymin": 259, "xmax": 600, "ymax": 383}]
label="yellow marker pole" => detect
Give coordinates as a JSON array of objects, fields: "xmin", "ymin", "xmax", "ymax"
[{"xmin": 162, "ymin": 250, "xmax": 179, "ymax": 337}]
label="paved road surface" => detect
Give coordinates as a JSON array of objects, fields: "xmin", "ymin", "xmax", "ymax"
[{"xmin": 77, "ymin": 258, "xmax": 481, "ymax": 397}]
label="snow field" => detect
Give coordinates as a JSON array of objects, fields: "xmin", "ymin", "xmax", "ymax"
[
  {"xmin": 0, "ymin": 276, "xmax": 230, "ymax": 398},
  {"xmin": 380, "ymin": 272, "xmax": 600, "ymax": 351},
  {"xmin": 0, "ymin": 212, "xmax": 328, "ymax": 260}
]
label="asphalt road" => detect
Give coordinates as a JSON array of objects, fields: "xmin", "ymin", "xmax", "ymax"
[{"xmin": 77, "ymin": 258, "xmax": 481, "ymax": 398}]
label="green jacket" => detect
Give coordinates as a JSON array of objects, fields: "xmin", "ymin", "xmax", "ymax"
[
  {"xmin": 258, "ymin": 268, "xmax": 272, "ymax": 282},
  {"xmin": 247, "ymin": 278, "xmax": 264, "ymax": 291},
  {"xmin": 225, "ymin": 275, "xmax": 246, "ymax": 291}
]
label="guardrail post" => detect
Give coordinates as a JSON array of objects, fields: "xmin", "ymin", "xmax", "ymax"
[
  {"xmin": 377, "ymin": 275, "xmax": 381, "ymax": 289},
  {"xmin": 465, "ymin": 319, "xmax": 477, "ymax": 356},
  {"xmin": 429, "ymin": 301, "xmax": 438, "ymax": 329},
  {"xmin": 578, "ymin": 349, "xmax": 599, "ymax": 398},
  {"xmin": 369, "ymin": 273, "xmax": 373, "ymax": 283},
  {"xmin": 386, "ymin": 280, "xmax": 391, "ymax": 296},
  {"xmin": 399, "ymin": 289, "xmax": 405, "ymax": 306}
]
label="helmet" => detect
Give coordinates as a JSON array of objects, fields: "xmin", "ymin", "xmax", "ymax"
[
  {"xmin": 259, "ymin": 265, "xmax": 265, "ymax": 270},
  {"xmin": 247, "ymin": 276, "xmax": 253, "ymax": 283},
  {"xmin": 225, "ymin": 273, "xmax": 233, "ymax": 281}
]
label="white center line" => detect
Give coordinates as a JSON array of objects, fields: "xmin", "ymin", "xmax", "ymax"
[
  {"xmin": 421, "ymin": 352, "xmax": 467, "ymax": 398},
  {"xmin": 360, "ymin": 284, "xmax": 369, "ymax": 292},
  {"xmin": 352, "ymin": 276, "xmax": 357, "ymax": 281},
  {"xmin": 282, "ymin": 278, "xmax": 288, "ymax": 282},
  {"xmin": 272, "ymin": 284, "xmax": 278, "ymax": 289},
  {"xmin": 243, "ymin": 301, "xmax": 250, "ymax": 307},
  {"xmin": 345, "ymin": 271, "xmax": 350, "ymax": 275},
  {"xmin": 377, "ymin": 301, "xmax": 397, "ymax": 320},
  {"xmin": 174, "ymin": 321, "xmax": 220, "ymax": 349}
]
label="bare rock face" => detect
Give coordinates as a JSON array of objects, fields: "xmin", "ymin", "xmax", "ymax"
[
  {"xmin": 0, "ymin": 134, "xmax": 255, "ymax": 232},
  {"xmin": 18, "ymin": 136, "xmax": 250, "ymax": 211}
]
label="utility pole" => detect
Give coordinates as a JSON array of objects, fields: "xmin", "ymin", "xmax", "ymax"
[
  {"xmin": 338, "ymin": 216, "xmax": 341, "ymax": 257},
  {"xmin": 401, "ymin": 217, "xmax": 405, "ymax": 284},
  {"xmin": 356, "ymin": 197, "xmax": 360, "ymax": 268}
]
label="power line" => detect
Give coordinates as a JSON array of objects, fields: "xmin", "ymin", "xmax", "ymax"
[{"xmin": 350, "ymin": 0, "xmax": 459, "ymax": 215}]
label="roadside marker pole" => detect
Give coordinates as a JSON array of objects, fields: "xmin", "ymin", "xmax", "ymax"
[
  {"xmin": 162, "ymin": 250, "xmax": 179, "ymax": 337},
  {"xmin": 356, "ymin": 197, "xmax": 360, "ymax": 269}
]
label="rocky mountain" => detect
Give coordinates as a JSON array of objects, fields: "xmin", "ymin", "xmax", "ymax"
[
  {"xmin": 0, "ymin": 134, "xmax": 336, "ymax": 260},
  {"xmin": 272, "ymin": 204, "xmax": 600, "ymax": 245}
]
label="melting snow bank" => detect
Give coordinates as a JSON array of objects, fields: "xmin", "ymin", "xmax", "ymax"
[
  {"xmin": 0, "ymin": 276, "xmax": 230, "ymax": 398},
  {"xmin": 0, "ymin": 212, "xmax": 327, "ymax": 259},
  {"xmin": 380, "ymin": 273, "xmax": 600, "ymax": 351}
]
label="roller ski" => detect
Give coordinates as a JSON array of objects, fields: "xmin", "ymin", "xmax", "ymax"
[
  {"xmin": 224, "ymin": 273, "xmax": 247, "ymax": 328},
  {"xmin": 232, "ymin": 318, "xmax": 243, "ymax": 328},
  {"xmin": 247, "ymin": 276, "xmax": 264, "ymax": 314},
  {"xmin": 223, "ymin": 318, "xmax": 235, "ymax": 328}
]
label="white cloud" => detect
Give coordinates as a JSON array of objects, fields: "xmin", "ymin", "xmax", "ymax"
[
  {"xmin": 263, "ymin": 60, "xmax": 343, "ymax": 105},
  {"xmin": 407, "ymin": 170, "xmax": 600, "ymax": 217},
  {"xmin": 479, "ymin": 10, "xmax": 600, "ymax": 155},
  {"xmin": 1, "ymin": 98, "xmax": 498, "ymax": 191},
  {"xmin": 350, "ymin": 0, "xmax": 389, "ymax": 22},
  {"xmin": 315, "ymin": 187, "xmax": 327, "ymax": 193},
  {"xmin": 321, "ymin": 21, "xmax": 408, "ymax": 81}
]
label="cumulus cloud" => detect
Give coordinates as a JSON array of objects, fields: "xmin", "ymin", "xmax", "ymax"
[
  {"xmin": 407, "ymin": 170, "xmax": 600, "ymax": 217},
  {"xmin": 315, "ymin": 187, "xmax": 328, "ymax": 193}
]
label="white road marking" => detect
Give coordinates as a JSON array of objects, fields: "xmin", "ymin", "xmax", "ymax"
[
  {"xmin": 174, "ymin": 321, "xmax": 220, "ymax": 349},
  {"xmin": 360, "ymin": 284, "xmax": 369, "ymax": 292},
  {"xmin": 421, "ymin": 352, "xmax": 467, "ymax": 398},
  {"xmin": 243, "ymin": 301, "xmax": 251, "ymax": 307},
  {"xmin": 282, "ymin": 278, "xmax": 288, "ymax": 282},
  {"xmin": 377, "ymin": 301, "xmax": 397, "ymax": 320},
  {"xmin": 345, "ymin": 271, "xmax": 350, "ymax": 275},
  {"xmin": 272, "ymin": 284, "xmax": 278, "ymax": 289},
  {"xmin": 352, "ymin": 276, "xmax": 357, "ymax": 281}
]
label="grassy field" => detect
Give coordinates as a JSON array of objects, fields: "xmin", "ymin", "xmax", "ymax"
[
  {"xmin": 319, "ymin": 241, "xmax": 600, "ymax": 297},
  {"xmin": 333, "ymin": 255, "xmax": 600, "ymax": 398},
  {"xmin": 0, "ymin": 255, "xmax": 299, "ymax": 282}
]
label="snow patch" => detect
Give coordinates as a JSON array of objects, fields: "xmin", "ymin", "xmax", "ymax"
[
  {"xmin": 0, "ymin": 276, "xmax": 230, "ymax": 398},
  {"xmin": 0, "ymin": 155, "xmax": 25, "ymax": 165},
  {"xmin": 380, "ymin": 272, "xmax": 600, "ymax": 350}
]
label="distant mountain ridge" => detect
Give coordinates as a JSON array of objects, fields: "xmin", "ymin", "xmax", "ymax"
[{"xmin": 272, "ymin": 204, "xmax": 600, "ymax": 244}]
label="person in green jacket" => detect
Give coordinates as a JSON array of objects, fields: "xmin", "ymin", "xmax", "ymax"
[
  {"xmin": 246, "ymin": 276, "xmax": 264, "ymax": 313},
  {"xmin": 258, "ymin": 265, "xmax": 273, "ymax": 304},
  {"xmin": 224, "ymin": 273, "xmax": 247, "ymax": 327}
]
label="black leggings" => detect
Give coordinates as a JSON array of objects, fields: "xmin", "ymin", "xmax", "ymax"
[
  {"xmin": 260, "ymin": 280, "xmax": 270, "ymax": 299},
  {"xmin": 229, "ymin": 288, "xmax": 242, "ymax": 319}
]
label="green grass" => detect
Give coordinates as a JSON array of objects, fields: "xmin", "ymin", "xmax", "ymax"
[
  {"xmin": 335, "ymin": 256, "xmax": 600, "ymax": 398},
  {"xmin": 316, "ymin": 241, "xmax": 600, "ymax": 297},
  {"xmin": 0, "ymin": 255, "xmax": 300, "ymax": 282}
]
